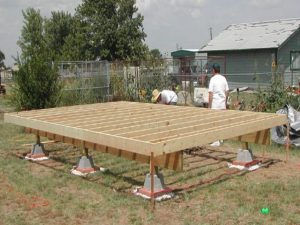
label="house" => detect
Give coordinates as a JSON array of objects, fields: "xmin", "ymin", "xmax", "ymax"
[{"xmin": 199, "ymin": 18, "xmax": 300, "ymax": 87}]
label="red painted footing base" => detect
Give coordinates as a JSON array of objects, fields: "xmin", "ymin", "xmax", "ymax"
[
  {"xmin": 232, "ymin": 159, "xmax": 261, "ymax": 167},
  {"xmin": 137, "ymin": 187, "xmax": 173, "ymax": 198},
  {"xmin": 26, "ymin": 153, "xmax": 47, "ymax": 159},
  {"xmin": 74, "ymin": 166, "xmax": 98, "ymax": 173}
]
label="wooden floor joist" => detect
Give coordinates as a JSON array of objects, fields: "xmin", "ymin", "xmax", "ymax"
[
  {"xmin": 4, "ymin": 101, "xmax": 287, "ymax": 170},
  {"xmin": 25, "ymin": 128, "xmax": 183, "ymax": 171}
]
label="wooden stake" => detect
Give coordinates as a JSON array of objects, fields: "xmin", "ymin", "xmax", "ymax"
[
  {"xmin": 285, "ymin": 123, "xmax": 290, "ymax": 162},
  {"xmin": 150, "ymin": 152, "xmax": 155, "ymax": 210}
]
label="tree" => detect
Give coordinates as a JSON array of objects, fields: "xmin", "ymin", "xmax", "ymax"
[
  {"xmin": 144, "ymin": 48, "xmax": 163, "ymax": 68},
  {"xmin": 0, "ymin": 50, "xmax": 5, "ymax": 69},
  {"xmin": 44, "ymin": 11, "xmax": 74, "ymax": 61},
  {"xmin": 11, "ymin": 8, "xmax": 61, "ymax": 110},
  {"xmin": 74, "ymin": 0, "xmax": 148, "ymax": 61},
  {"xmin": 17, "ymin": 8, "xmax": 45, "ymax": 59},
  {"xmin": 60, "ymin": 15, "xmax": 92, "ymax": 61},
  {"xmin": 149, "ymin": 49, "xmax": 162, "ymax": 59}
]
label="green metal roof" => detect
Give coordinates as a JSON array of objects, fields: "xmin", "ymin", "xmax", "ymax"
[{"xmin": 171, "ymin": 49, "xmax": 199, "ymax": 58}]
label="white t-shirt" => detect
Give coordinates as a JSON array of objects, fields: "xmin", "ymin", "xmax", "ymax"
[
  {"xmin": 208, "ymin": 74, "xmax": 229, "ymax": 109},
  {"xmin": 159, "ymin": 90, "xmax": 178, "ymax": 104}
]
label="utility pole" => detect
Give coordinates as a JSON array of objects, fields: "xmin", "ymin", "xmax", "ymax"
[{"xmin": 209, "ymin": 27, "xmax": 213, "ymax": 40}]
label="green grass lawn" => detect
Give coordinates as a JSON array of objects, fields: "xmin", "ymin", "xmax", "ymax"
[{"xmin": 0, "ymin": 95, "xmax": 300, "ymax": 225}]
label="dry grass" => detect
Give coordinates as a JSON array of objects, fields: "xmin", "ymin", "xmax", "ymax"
[{"xmin": 0, "ymin": 95, "xmax": 300, "ymax": 225}]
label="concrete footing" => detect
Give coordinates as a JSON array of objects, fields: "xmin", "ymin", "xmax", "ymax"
[
  {"xmin": 73, "ymin": 155, "xmax": 98, "ymax": 174},
  {"xmin": 25, "ymin": 143, "xmax": 48, "ymax": 160},
  {"xmin": 137, "ymin": 172, "xmax": 172, "ymax": 198},
  {"xmin": 232, "ymin": 149, "xmax": 260, "ymax": 167}
]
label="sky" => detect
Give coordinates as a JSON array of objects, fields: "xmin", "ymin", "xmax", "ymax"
[{"xmin": 1, "ymin": 0, "xmax": 300, "ymax": 66}]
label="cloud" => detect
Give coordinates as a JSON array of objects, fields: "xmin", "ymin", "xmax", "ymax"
[
  {"xmin": 1, "ymin": 0, "xmax": 300, "ymax": 66},
  {"xmin": 0, "ymin": 0, "xmax": 80, "ymax": 65},
  {"xmin": 136, "ymin": 0, "xmax": 155, "ymax": 12},
  {"xmin": 136, "ymin": 0, "xmax": 207, "ymax": 30},
  {"xmin": 137, "ymin": 0, "xmax": 206, "ymax": 16},
  {"xmin": 170, "ymin": 0, "xmax": 206, "ymax": 7},
  {"xmin": 190, "ymin": 9, "xmax": 202, "ymax": 18},
  {"xmin": 249, "ymin": 0, "xmax": 281, "ymax": 7},
  {"xmin": 0, "ymin": 0, "xmax": 79, "ymax": 16}
]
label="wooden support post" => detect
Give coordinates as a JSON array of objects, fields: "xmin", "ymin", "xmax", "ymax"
[
  {"xmin": 154, "ymin": 166, "xmax": 159, "ymax": 175},
  {"xmin": 36, "ymin": 135, "xmax": 41, "ymax": 145},
  {"xmin": 150, "ymin": 152, "xmax": 155, "ymax": 210},
  {"xmin": 81, "ymin": 141, "xmax": 88, "ymax": 156},
  {"xmin": 285, "ymin": 123, "xmax": 290, "ymax": 162},
  {"xmin": 241, "ymin": 142, "xmax": 249, "ymax": 150},
  {"xmin": 84, "ymin": 148, "xmax": 89, "ymax": 157}
]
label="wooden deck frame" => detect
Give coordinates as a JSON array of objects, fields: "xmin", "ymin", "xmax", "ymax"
[
  {"xmin": 4, "ymin": 101, "xmax": 288, "ymax": 171},
  {"xmin": 4, "ymin": 102, "xmax": 287, "ymax": 158}
]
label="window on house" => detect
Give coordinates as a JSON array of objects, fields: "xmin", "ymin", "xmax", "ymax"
[{"xmin": 290, "ymin": 51, "xmax": 300, "ymax": 71}]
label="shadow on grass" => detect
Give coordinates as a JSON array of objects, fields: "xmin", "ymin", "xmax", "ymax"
[
  {"xmin": 9, "ymin": 145, "xmax": 282, "ymax": 199},
  {"xmin": 172, "ymin": 158, "xmax": 282, "ymax": 197}
]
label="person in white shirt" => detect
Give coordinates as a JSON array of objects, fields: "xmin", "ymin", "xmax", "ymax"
[
  {"xmin": 208, "ymin": 63, "xmax": 229, "ymax": 146},
  {"xmin": 151, "ymin": 89, "xmax": 178, "ymax": 105},
  {"xmin": 208, "ymin": 63, "xmax": 229, "ymax": 109}
]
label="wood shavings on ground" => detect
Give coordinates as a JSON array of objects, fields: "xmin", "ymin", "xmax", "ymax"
[
  {"xmin": 25, "ymin": 156, "xmax": 49, "ymax": 161},
  {"xmin": 227, "ymin": 162, "xmax": 261, "ymax": 171},
  {"xmin": 132, "ymin": 187, "xmax": 175, "ymax": 201}
]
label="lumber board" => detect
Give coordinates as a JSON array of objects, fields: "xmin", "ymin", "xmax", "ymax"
[
  {"xmin": 26, "ymin": 128, "xmax": 183, "ymax": 171},
  {"xmin": 153, "ymin": 115, "xmax": 286, "ymax": 154},
  {"xmin": 4, "ymin": 101, "xmax": 287, "ymax": 156},
  {"xmin": 229, "ymin": 129, "xmax": 270, "ymax": 145}
]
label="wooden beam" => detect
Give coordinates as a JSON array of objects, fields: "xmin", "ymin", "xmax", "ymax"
[
  {"xmin": 128, "ymin": 113, "xmax": 260, "ymax": 140},
  {"xmin": 6, "ymin": 114, "xmax": 156, "ymax": 155},
  {"xmin": 241, "ymin": 142, "xmax": 249, "ymax": 150},
  {"xmin": 230, "ymin": 129, "xmax": 270, "ymax": 145},
  {"xmin": 155, "ymin": 115, "xmax": 287, "ymax": 154},
  {"xmin": 115, "ymin": 111, "xmax": 244, "ymax": 137},
  {"xmin": 26, "ymin": 128, "xmax": 183, "ymax": 171}
]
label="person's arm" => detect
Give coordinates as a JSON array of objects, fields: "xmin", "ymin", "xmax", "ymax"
[
  {"xmin": 225, "ymin": 79, "xmax": 229, "ymax": 109},
  {"xmin": 225, "ymin": 90, "xmax": 229, "ymax": 109},
  {"xmin": 208, "ymin": 92, "xmax": 213, "ymax": 108},
  {"xmin": 208, "ymin": 77, "xmax": 213, "ymax": 109}
]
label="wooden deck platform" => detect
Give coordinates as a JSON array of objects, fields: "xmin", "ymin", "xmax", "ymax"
[{"xmin": 4, "ymin": 101, "xmax": 288, "ymax": 171}]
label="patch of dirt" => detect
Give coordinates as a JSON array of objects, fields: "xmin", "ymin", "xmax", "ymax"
[
  {"xmin": 54, "ymin": 185, "xmax": 104, "ymax": 203},
  {"xmin": 3, "ymin": 141, "xmax": 300, "ymax": 224},
  {"xmin": 27, "ymin": 162, "xmax": 54, "ymax": 178},
  {"xmin": 0, "ymin": 172, "xmax": 50, "ymax": 214}
]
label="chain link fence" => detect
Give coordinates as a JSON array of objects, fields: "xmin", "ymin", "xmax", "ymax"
[
  {"xmin": 0, "ymin": 69, "xmax": 13, "ymax": 84},
  {"xmin": 57, "ymin": 58, "xmax": 300, "ymax": 106},
  {"xmin": 58, "ymin": 61, "xmax": 110, "ymax": 105}
]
